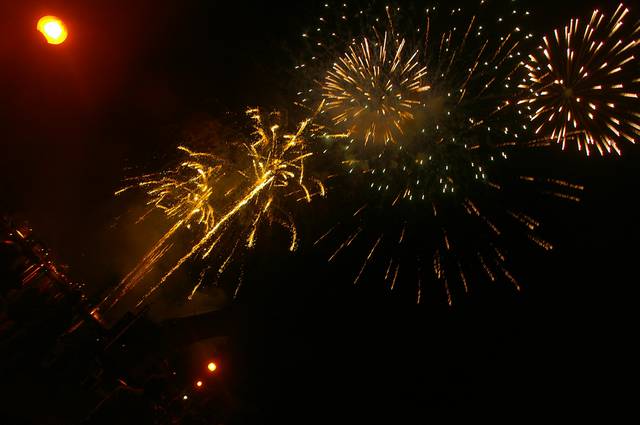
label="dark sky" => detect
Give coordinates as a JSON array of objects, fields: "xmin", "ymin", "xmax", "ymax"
[{"xmin": 1, "ymin": 0, "xmax": 638, "ymax": 421}]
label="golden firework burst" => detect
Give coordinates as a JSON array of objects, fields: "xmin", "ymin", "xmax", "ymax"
[
  {"xmin": 101, "ymin": 107, "xmax": 326, "ymax": 311},
  {"xmin": 322, "ymin": 31, "xmax": 430, "ymax": 144}
]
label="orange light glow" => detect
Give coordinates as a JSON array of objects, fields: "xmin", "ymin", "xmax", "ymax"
[
  {"xmin": 195, "ymin": 380, "xmax": 203, "ymax": 388},
  {"xmin": 37, "ymin": 16, "xmax": 68, "ymax": 45},
  {"xmin": 207, "ymin": 362, "xmax": 217, "ymax": 372}
]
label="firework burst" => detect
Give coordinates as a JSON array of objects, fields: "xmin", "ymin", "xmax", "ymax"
[
  {"xmin": 308, "ymin": 1, "xmax": 583, "ymax": 304},
  {"xmin": 102, "ymin": 107, "xmax": 325, "ymax": 311},
  {"xmin": 100, "ymin": 147, "xmax": 223, "ymax": 310},
  {"xmin": 518, "ymin": 3, "xmax": 640, "ymax": 156},
  {"xmin": 322, "ymin": 29, "xmax": 430, "ymax": 144}
]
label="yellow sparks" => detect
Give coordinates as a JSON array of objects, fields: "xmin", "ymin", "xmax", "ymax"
[
  {"xmin": 99, "ymin": 147, "xmax": 222, "ymax": 310},
  {"xmin": 102, "ymin": 106, "xmax": 325, "ymax": 311},
  {"xmin": 322, "ymin": 32, "xmax": 429, "ymax": 144}
]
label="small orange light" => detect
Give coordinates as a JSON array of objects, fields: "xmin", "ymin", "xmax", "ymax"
[
  {"xmin": 196, "ymin": 380, "xmax": 203, "ymax": 388},
  {"xmin": 207, "ymin": 362, "xmax": 217, "ymax": 372},
  {"xmin": 37, "ymin": 16, "xmax": 68, "ymax": 45}
]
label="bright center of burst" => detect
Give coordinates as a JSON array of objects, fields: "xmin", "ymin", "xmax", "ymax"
[{"xmin": 563, "ymin": 87, "xmax": 574, "ymax": 99}]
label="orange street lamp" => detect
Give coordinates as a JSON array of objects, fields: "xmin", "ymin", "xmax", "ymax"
[
  {"xmin": 207, "ymin": 361, "xmax": 217, "ymax": 372},
  {"xmin": 195, "ymin": 380, "xmax": 203, "ymax": 388},
  {"xmin": 37, "ymin": 16, "xmax": 68, "ymax": 45}
]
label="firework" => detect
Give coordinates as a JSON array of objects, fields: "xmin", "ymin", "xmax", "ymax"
[
  {"xmin": 322, "ymin": 28, "xmax": 430, "ymax": 144},
  {"xmin": 518, "ymin": 3, "xmax": 640, "ymax": 156},
  {"xmin": 102, "ymin": 107, "xmax": 324, "ymax": 310},
  {"xmin": 308, "ymin": 1, "xmax": 582, "ymax": 304},
  {"xmin": 99, "ymin": 147, "xmax": 223, "ymax": 310}
]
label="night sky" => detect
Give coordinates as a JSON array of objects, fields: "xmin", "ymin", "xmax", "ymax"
[{"xmin": 1, "ymin": 0, "xmax": 638, "ymax": 421}]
